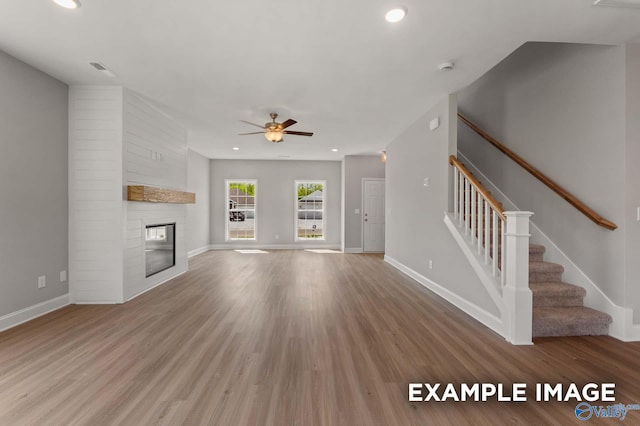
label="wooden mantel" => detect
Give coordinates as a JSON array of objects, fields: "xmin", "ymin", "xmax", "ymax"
[{"xmin": 127, "ymin": 185, "xmax": 196, "ymax": 204}]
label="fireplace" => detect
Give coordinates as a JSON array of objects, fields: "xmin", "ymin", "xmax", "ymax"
[{"xmin": 145, "ymin": 223, "xmax": 176, "ymax": 277}]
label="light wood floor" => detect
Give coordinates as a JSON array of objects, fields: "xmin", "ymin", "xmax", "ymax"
[{"xmin": 1, "ymin": 251, "xmax": 639, "ymax": 425}]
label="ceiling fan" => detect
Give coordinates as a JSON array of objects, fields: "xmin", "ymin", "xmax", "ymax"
[{"xmin": 239, "ymin": 112, "xmax": 314, "ymax": 143}]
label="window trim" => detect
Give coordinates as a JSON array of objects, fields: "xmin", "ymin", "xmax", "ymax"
[
  {"xmin": 294, "ymin": 180, "xmax": 326, "ymax": 242},
  {"xmin": 225, "ymin": 179, "xmax": 257, "ymax": 241}
]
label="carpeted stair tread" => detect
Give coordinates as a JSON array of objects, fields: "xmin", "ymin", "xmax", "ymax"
[
  {"xmin": 533, "ymin": 307, "xmax": 612, "ymax": 337},
  {"xmin": 530, "ymin": 281, "xmax": 586, "ymax": 298},
  {"xmin": 530, "ymin": 282, "xmax": 586, "ymax": 307},
  {"xmin": 529, "ymin": 261, "xmax": 564, "ymax": 273},
  {"xmin": 529, "ymin": 261, "xmax": 564, "ymax": 283}
]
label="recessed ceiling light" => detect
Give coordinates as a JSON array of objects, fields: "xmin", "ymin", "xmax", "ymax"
[
  {"xmin": 53, "ymin": 0, "xmax": 81, "ymax": 9},
  {"xmin": 232, "ymin": 147, "xmax": 240, "ymax": 151},
  {"xmin": 331, "ymin": 148, "xmax": 339, "ymax": 152},
  {"xmin": 385, "ymin": 7, "xmax": 407, "ymax": 23}
]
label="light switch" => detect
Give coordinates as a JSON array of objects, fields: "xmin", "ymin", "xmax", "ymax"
[
  {"xmin": 354, "ymin": 209, "xmax": 360, "ymax": 214},
  {"xmin": 423, "ymin": 177, "xmax": 430, "ymax": 187},
  {"xmin": 429, "ymin": 117, "xmax": 440, "ymax": 131}
]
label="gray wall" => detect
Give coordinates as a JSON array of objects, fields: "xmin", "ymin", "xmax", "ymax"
[
  {"xmin": 385, "ymin": 95, "xmax": 500, "ymax": 316},
  {"xmin": 0, "ymin": 50, "xmax": 68, "ymax": 317},
  {"xmin": 210, "ymin": 159, "xmax": 341, "ymax": 247},
  {"xmin": 187, "ymin": 149, "xmax": 211, "ymax": 253},
  {"xmin": 457, "ymin": 42, "xmax": 627, "ymax": 308},
  {"xmin": 625, "ymin": 44, "xmax": 640, "ymax": 322},
  {"xmin": 344, "ymin": 155, "xmax": 385, "ymax": 250}
]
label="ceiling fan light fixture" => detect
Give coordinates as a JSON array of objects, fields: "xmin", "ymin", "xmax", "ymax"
[
  {"xmin": 265, "ymin": 131, "xmax": 284, "ymax": 143},
  {"xmin": 53, "ymin": 0, "xmax": 81, "ymax": 9},
  {"xmin": 385, "ymin": 7, "xmax": 407, "ymax": 23}
]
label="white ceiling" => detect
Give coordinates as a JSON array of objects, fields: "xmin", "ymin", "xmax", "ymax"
[{"xmin": 1, "ymin": 0, "xmax": 639, "ymax": 160}]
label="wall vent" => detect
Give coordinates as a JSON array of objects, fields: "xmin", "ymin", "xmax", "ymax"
[{"xmin": 89, "ymin": 61, "xmax": 116, "ymax": 77}]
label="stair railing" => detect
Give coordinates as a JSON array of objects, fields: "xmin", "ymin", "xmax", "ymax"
[
  {"xmin": 450, "ymin": 155, "xmax": 506, "ymax": 286},
  {"xmin": 448, "ymin": 154, "xmax": 533, "ymax": 345},
  {"xmin": 458, "ymin": 113, "xmax": 617, "ymax": 231}
]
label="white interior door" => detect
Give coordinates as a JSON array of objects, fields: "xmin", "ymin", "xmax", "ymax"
[{"xmin": 363, "ymin": 179, "xmax": 385, "ymax": 252}]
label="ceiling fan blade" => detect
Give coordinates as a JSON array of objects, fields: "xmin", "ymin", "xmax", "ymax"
[
  {"xmin": 238, "ymin": 131, "xmax": 265, "ymax": 135},
  {"xmin": 279, "ymin": 119, "xmax": 297, "ymax": 130},
  {"xmin": 240, "ymin": 120, "xmax": 266, "ymax": 129},
  {"xmin": 283, "ymin": 130, "xmax": 314, "ymax": 137}
]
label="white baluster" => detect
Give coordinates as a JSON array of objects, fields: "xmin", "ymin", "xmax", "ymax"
[
  {"xmin": 470, "ymin": 187, "xmax": 476, "ymax": 243},
  {"xmin": 500, "ymin": 217, "xmax": 506, "ymax": 287},
  {"xmin": 492, "ymin": 210, "xmax": 498, "ymax": 276},
  {"xmin": 458, "ymin": 175, "xmax": 463, "ymax": 226},
  {"xmin": 484, "ymin": 200, "xmax": 490, "ymax": 265},
  {"xmin": 477, "ymin": 196, "xmax": 483, "ymax": 254},
  {"xmin": 464, "ymin": 179, "xmax": 470, "ymax": 235},
  {"xmin": 454, "ymin": 169, "xmax": 459, "ymax": 220}
]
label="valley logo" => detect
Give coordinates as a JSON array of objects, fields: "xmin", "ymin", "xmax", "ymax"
[{"xmin": 575, "ymin": 402, "xmax": 640, "ymax": 421}]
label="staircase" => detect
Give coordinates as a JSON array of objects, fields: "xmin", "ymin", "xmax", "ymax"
[{"xmin": 529, "ymin": 244, "xmax": 612, "ymax": 337}]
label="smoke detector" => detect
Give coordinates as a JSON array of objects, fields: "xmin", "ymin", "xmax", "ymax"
[{"xmin": 438, "ymin": 62, "xmax": 454, "ymax": 72}]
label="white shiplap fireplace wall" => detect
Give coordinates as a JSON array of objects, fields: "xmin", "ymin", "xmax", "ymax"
[{"xmin": 69, "ymin": 86, "xmax": 188, "ymax": 303}]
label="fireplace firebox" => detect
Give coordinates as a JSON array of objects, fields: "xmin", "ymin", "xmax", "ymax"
[{"xmin": 145, "ymin": 223, "xmax": 176, "ymax": 277}]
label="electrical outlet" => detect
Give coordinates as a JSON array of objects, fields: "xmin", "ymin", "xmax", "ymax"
[
  {"xmin": 275, "ymin": 234, "xmax": 279, "ymax": 240},
  {"xmin": 428, "ymin": 260, "xmax": 433, "ymax": 269},
  {"xmin": 38, "ymin": 275, "xmax": 46, "ymax": 289},
  {"xmin": 60, "ymin": 270, "xmax": 67, "ymax": 282}
]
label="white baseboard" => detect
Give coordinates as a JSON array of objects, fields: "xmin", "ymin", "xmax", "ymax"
[
  {"xmin": 619, "ymin": 327, "xmax": 640, "ymax": 342},
  {"xmin": 126, "ymin": 271, "xmax": 187, "ymax": 302},
  {"xmin": 457, "ymin": 152, "xmax": 633, "ymax": 341},
  {"xmin": 188, "ymin": 246, "xmax": 209, "ymax": 258},
  {"xmin": 344, "ymin": 248, "xmax": 363, "ymax": 253},
  {"xmin": 384, "ymin": 255, "xmax": 505, "ymax": 339},
  {"xmin": 209, "ymin": 244, "xmax": 342, "ymax": 250},
  {"xmin": 0, "ymin": 294, "xmax": 70, "ymax": 333}
]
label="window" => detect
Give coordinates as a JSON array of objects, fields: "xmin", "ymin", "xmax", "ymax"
[
  {"xmin": 295, "ymin": 180, "xmax": 325, "ymax": 240},
  {"xmin": 226, "ymin": 180, "xmax": 257, "ymax": 240}
]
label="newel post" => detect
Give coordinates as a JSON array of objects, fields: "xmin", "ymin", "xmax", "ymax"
[{"xmin": 503, "ymin": 211, "xmax": 534, "ymax": 345}]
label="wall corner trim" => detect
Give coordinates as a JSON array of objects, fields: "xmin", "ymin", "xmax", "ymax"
[{"xmin": 0, "ymin": 294, "xmax": 70, "ymax": 333}]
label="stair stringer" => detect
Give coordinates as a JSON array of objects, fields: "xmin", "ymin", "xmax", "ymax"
[
  {"xmin": 443, "ymin": 213, "xmax": 506, "ymax": 321},
  {"xmin": 457, "ymin": 152, "xmax": 630, "ymax": 340}
]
